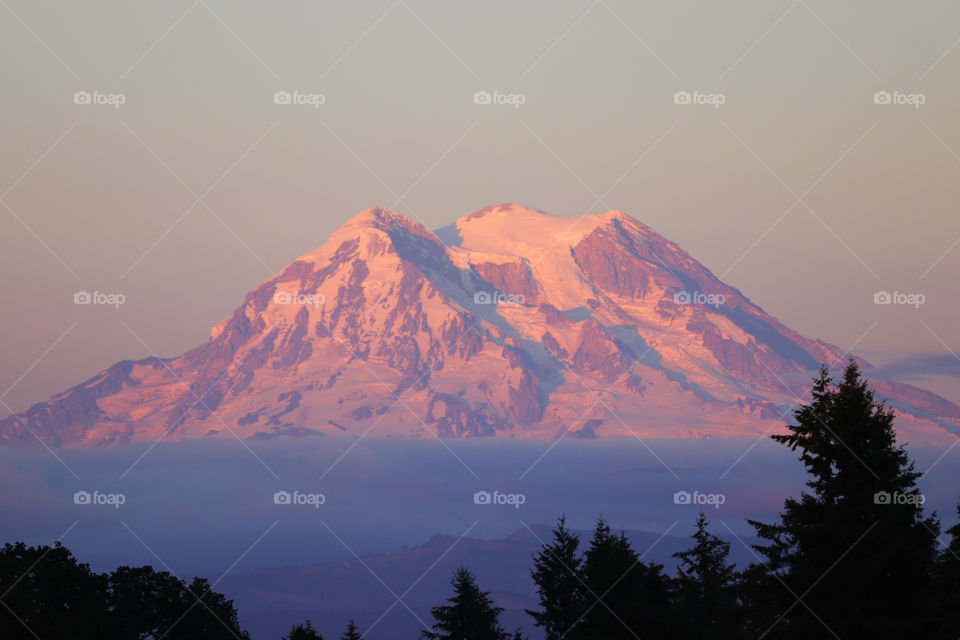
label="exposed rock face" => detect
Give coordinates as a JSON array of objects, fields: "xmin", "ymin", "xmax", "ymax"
[
  {"xmin": 570, "ymin": 320, "xmax": 632, "ymax": 382},
  {"xmin": 471, "ymin": 261, "xmax": 540, "ymax": 304},
  {"xmin": 2, "ymin": 204, "xmax": 957, "ymax": 446}
]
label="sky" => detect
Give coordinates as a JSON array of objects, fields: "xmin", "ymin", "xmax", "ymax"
[{"xmin": 1, "ymin": 0, "xmax": 960, "ymax": 412}]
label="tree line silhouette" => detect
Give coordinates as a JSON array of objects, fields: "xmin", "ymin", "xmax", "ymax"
[{"xmin": 1, "ymin": 362, "xmax": 958, "ymax": 638}]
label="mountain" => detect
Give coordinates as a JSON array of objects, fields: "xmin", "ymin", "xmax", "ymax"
[{"xmin": 2, "ymin": 204, "xmax": 958, "ymax": 446}]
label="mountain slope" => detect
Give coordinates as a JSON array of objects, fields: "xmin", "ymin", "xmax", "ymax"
[{"xmin": 2, "ymin": 204, "xmax": 957, "ymax": 446}]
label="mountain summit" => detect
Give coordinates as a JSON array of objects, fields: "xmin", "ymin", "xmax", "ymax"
[{"xmin": 3, "ymin": 204, "xmax": 957, "ymax": 446}]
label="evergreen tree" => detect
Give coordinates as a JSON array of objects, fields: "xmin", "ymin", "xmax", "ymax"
[
  {"xmin": 340, "ymin": 619, "xmax": 362, "ymax": 640},
  {"xmin": 671, "ymin": 512, "xmax": 740, "ymax": 639},
  {"xmin": 421, "ymin": 567, "xmax": 516, "ymax": 640},
  {"xmin": 579, "ymin": 519, "xmax": 671, "ymax": 639},
  {"xmin": 932, "ymin": 504, "xmax": 960, "ymax": 639},
  {"xmin": 283, "ymin": 619, "xmax": 324, "ymax": 640},
  {"xmin": 744, "ymin": 361, "xmax": 940, "ymax": 639},
  {"xmin": 526, "ymin": 516, "xmax": 585, "ymax": 640}
]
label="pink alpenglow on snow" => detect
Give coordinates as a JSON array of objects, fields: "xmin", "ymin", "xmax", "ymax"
[{"xmin": 2, "ymin": 204, "xmax": 957, "ymax": 447}]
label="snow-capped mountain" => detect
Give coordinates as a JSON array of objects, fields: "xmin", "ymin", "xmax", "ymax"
[{"xmin": 3, "ymin": 204, "xmax": 957, "ymax": 446}]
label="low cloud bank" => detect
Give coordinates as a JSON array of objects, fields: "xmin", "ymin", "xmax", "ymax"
[{"xmin": 0, "ymin": 436, "xmax": 955, "ymax": 574}]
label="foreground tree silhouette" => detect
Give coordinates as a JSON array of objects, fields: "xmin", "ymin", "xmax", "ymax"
[
  {"xmin": 671, "ymin": 512, "xmax": 740, "ymax": 639},
  {"xmin": 0, "ymin": 541, "xmax": 108, "ymax": 639},
  {"xmin": 0, "ymin": 541, "xmax": 250, "ymax": 639},
  {"xmin": 743, "ymin": 361, "xmax": 940, "ymax": 639},
  {"xmin": 339, "ymin": 619, "xmax": 362, "ymax": 639},
  {"xmin": 932, "ymin": 504, "xmax": 960, "ymax": 639},
  {"xmin": 526, "ymin": 516, "xmax": 585, "ymax": 640},
  {"xmin": 283, "ymin": 618, "xmax": 324, "ymax": 639},
  {"xmin": 579, "ymin": 519, "xmax": 671, "ymax": 639},
  {"xmin": 109, "ymin": 565, "xmax": 192, "ymax": 638},
  {"xmin": 422, "ymin": 567, "xmax": 523, "ymax": 640},
  {"xmin": 176, "ymin": 576, "xmax": 251, "ymax": 639}
]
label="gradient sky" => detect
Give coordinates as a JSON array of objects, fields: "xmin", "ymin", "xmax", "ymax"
[{"xmin": 1, "ymin": 0, "xmax": 959, "ymax": 412}]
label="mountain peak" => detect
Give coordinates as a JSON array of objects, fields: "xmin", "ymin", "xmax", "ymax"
[
  {"xmin": 453, "ymin": 204, "xmax": 628, "ymax": 257},
  {"xmin": 339, "ymin": 207, "xmax": 421, "ymax": 233},
  {"xmin": 599, "ymin": 208, "xmax": 627, "ymax": 219},
  {"xmin": 3, "ymin": 204, "xmax": 957, "ymax": 447},
  {"xmin": 294, "ymin": 207, "xmax": 439, "ymax": 266},
  {"xmin": 464, "ymin": 203, "xmax": 549, "ymax": 221}
]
